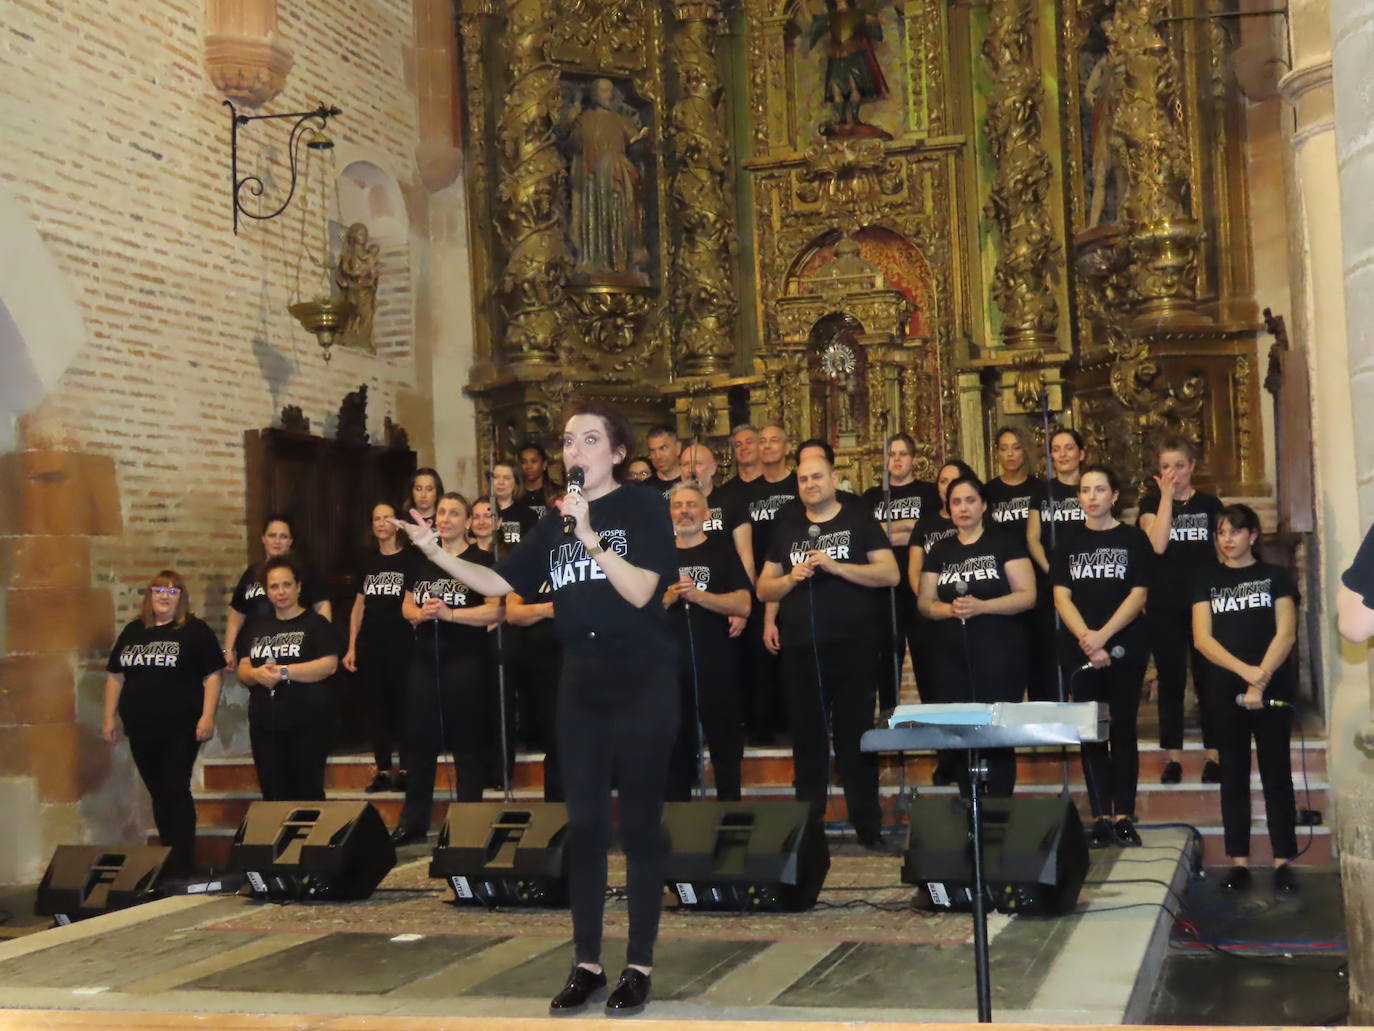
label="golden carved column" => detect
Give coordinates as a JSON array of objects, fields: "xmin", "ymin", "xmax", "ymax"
[
  {"xmin": 203, "ymin": 0, "xmax": 292, "ymax": 108},
  {"xmin": 495, "ymin": 0, "xmax": 568, "ymax": 370},
  {"xmin": 1107, "ymin": 0, "xmax": 1202, "ymax": 323},
  {"xmin": 982, "ymin": 0, "xmax": 1058, "ymax": 348},
  {"xmin": 666, "ymin": 0, "xmax": 738, "ymax": 377}
]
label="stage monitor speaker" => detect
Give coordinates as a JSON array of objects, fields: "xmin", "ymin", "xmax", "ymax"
[
  {"xmin": 35, "ymin": 845, "xmax": 173, "ymax": 924},
  {"xmin": 230, "ymin": 800, "xmax": 395, "ymax": 900},
  {"xmin": 661, "ymin": 801, "xmax": 829, "ymax": 912},
  {"xmin": 429, "ymin": 802, "xmax": 570, "ymax": 907},
  {"xmin": 902, "ymin": 793, "xmax": 1089, "ymax": 915}
]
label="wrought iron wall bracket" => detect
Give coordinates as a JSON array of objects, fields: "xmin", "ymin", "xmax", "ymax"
[{"xmin": 226, "ymin": 100, "xmax": 343, "ymax": 234}]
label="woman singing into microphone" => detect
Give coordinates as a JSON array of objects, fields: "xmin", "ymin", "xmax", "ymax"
[
  {"xmin": 917, "ymin": 475, "xmax": 1036, "ymax": 798},
  {"xmin": 393, "ymin": 400, "xmax": 677, "ymax": 1018},
  {"xmin": 1051, "ymin": 465, "xmax": 1151, "ymax": 848},
  {"xmin": 1192, "ymin": 504, "xmax": 1299, "ymax": 893}
]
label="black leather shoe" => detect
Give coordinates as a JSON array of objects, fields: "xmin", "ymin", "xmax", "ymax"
[
  {"xmin": 1201, "ymin": 759, "xmax": 1222, "ymax": 784},
  {"xmin": 549, "ymin": 966, "xmax": 607, "ymax": 1015},
  {"xmin": 1222, "ymin": 865, "xmax": 1251, "ymax": 892},
  {"xmin": 1274, "ymin": 864, "xmax": 1298, "ymax": 894},
  {"xmin": 1113, "ymin": 817, "xmax": 1142, "ymax": 847},
  {"xmin": 1087, "ymin": 816, "xmax": 1114, "ymax": 849},
  {"xmin": 365, "ymin": 772, "xmax": 391, "ymax": 793},
  {"xmin": 606, "ymin": 968, "xmax": 651, "ymax": 1017},
  {"xmin": 389, "ymin": 825, "xmax": 428, "ymax": 846},
  {"xmin": 1159, "ymin": 761, "xmax": 1182, "ymax": 785}
]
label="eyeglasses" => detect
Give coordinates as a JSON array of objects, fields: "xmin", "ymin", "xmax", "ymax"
[{"xmin": 150, "ymin": 587, "xmax": 182, "ymax": 597}]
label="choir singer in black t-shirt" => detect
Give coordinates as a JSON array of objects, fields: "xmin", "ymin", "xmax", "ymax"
[
  {"xmin": 917, "ymin": 475, "xmax": 1036, "ymax": 798},
  {"xmin": 663, "ymin": 482, "xmax": 752, "ymax": 801},
  {"xmin": 757, "ymin": 453, "xmax": 899, "ymax": 849},
  {"xmin": 1192, "ymin": 504, "xmax": 1299, "ymax": 893},
  {"xmin": 392, "ymin": 401, "xmax": 679, "ymax": 1018},
  {"xmin": 103, "ymin": 570, "xmax": 223, "ymax": 876},
  {"xmin": 235, "ymin": 556, "xmax": 342, "ymax": 801},
  {"xmin": 1050, "ymin": 465, "xmax": 1151, "ymax": 848}
]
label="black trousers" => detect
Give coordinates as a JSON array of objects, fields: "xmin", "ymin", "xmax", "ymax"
[
  {"xmin": 1027, "ymin": 595, "xmax": 1064, "ymax": 701},
  {"xmin": 1066, "ymin": 648, "xmax": 1148, "ymax": 818},
  {"xmin": 127, "ymin": 728, "xmax": 201, "ymax": 875},
  {"xmin": 1205, "ymin": 685, "xmax": 1298, "ymax": 860},
  {"xmin": 517, "ymin": 630, "xmax": 564, "ymax": 802},
  {"xmin": 559, "ymin": 647, "xmax": 678, "ymax": 968},
  {"xmin": 400, "ymin": 647, "xmax": 491, "ymax": 829},
  {"xmin": 783, "ymin": 635, "xmax": 882, "ymax": 837},
  {"xmin": 743, "ymin": 600, "xmax": 785, "ymax": 741},
  {"xmin": 878, "ymin": 585, "xmax": 919, "ymax": 711},
  {"xmin": 666, "ymin": 634, "xmax": 744, "ymax": 802},
  {"xmin": 248, "ymin": 686, "xmax": 331, "ymax": 802},
  {"xmin": 1149, "ymin": 605, "xmax": 1214, "ymax": 750},
  {"xmin": 357, "ymin": 628, "xmax": 410, "ymax": 771}
]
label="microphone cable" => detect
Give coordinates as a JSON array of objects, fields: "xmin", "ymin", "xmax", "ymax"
[
  {"xmin": 804, "ymin": 522, "xmax": 834, "ymax": 816},
  {"xmin": 683, "ymin": 595, "xmax": 709, "ymax": 800},
  {"xmin": 488, "ymin": 458, "xmax": 514, "ymax": 804}
]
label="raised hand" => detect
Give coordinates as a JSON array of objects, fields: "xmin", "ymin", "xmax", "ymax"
[{"xmin": 389, "ymin": 508, "xmax": 439, "ymax": 550}]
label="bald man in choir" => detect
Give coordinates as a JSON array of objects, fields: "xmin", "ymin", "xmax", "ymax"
[{"xmin": 756, "ymin": 454, "xmax": 899, "ymax": 849}]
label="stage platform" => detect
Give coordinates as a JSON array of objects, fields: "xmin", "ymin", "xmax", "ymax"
[{"xmin": 0, "ymin": 829, "xmax": 1190, "ymax": 1026}]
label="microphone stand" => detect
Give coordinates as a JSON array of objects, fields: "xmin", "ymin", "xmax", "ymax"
[
  {"xmin": 880, "ymin": 413, "xmax": 911, "ymax": 814},
  {"xmin": 952, "ymin": 578, "xmax": 991, "ymax": 1022},
  {"xmin": 1038, "ymin": 390, "xmax": 1071, "ymax": 793},
  {"xmin": 489, "ymin": 426, "xmax": 514, "ymax": 803}
]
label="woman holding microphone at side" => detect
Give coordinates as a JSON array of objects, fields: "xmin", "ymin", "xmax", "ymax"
[
  {"xmin": 1191, "ymin": 504, "xmax": 1299, "ymax": 893},
  {"xmin": 917, "ymin": 475, "xmax": 1036, "ymax": 798},
  {"xmin": 1050, "ymin": 465, "xmax": 1151, "ymax": 848},
  {"xmin": 392, "ymin": 400, "xmax": 678, "ymax": 1018}
]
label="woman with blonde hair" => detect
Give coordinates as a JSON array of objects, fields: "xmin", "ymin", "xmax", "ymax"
[{"xmin": 103, "ymin": 570, "xmax": 223, "ymax": 876}]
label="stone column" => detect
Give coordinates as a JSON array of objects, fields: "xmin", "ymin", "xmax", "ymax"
[
  {"xmin": 1328, "ymin": 0, "xmax": 1374, "ymax": 1019},
  {"xmin": 0, "ymin": 449, "xmax": 120, "ymax": 883}
]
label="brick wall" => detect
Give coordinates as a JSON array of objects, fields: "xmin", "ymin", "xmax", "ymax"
[{"xmin": 0, "ymin": 0, "xmax": 473, "ymax": 878}]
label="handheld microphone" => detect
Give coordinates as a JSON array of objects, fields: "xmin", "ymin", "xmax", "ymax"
[
  {"xmin": 563, "ymin": 466, "xmax": 585, "ymax": 535},
  {"xmin": 1235, "ymin": 694, "xmax": 1291, "ymax": 709},
  {"xmin": 953, "ymin": 578, "xmax": 969, "ymax": 625},
  {"xmin": 1075, "ymin": 644, "xmax": 1125, "ymax": 673},
  {"xmin": 806, "ymin": 522, "xmax": 821, "ymax": 558}
]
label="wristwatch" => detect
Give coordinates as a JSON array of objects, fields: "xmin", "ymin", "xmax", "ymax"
[
  {"xmin": 280, "ymin": 665, "xmax": 291, "ymax": 684},
  {"xmin": 586, "ymin": 540, "xmax": 607, "ymax": 558}
]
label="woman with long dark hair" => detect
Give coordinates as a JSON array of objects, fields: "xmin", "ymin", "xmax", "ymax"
[
  {"xmin": 1051, "ymin": 465, "xmax": 1151, "ymax": 848},
  {"xmin": 1192, "ymin": 504, "xmax": 1299, "ymax": 893},
  {"xmin": 917, "ymin": 475, "xmax": 1036, "ymax": 797},
  {"xmin": 1025, "ymin": 428, "xmax": 1088, "ymax": 701},
  {"xmin": 222, "ymin": 513, "xmax": 329, "ymax": 669},
  {"xmin": 393, "ymin": 400, "xmax": 677, "ymax": 1017},
  {"xmin": 343, "ymin": 502, "xmax": 412, "ymax": 793},
  {"xmin": 103, "ymin": 570, "xmax": 223, "ymax": 875},
  {"xmin": 235, "ymin": 555, "xmax": 341, "ymax": 801},
  {"xmin": 391, "ymin": 492, "xmax": 504, "ymax": 843},
  {"xmin": 408, "ymin": 468, "xmax": 444, "ymax": 527}
]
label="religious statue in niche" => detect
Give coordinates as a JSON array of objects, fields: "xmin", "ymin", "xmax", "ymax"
[
  {"xmin": 561, "ymin": 78, "xmax": 652, "ymax": 287},
  {"xmin": 1080, "ymin": 18, "xmax": 1124, "ymax": 228},
  {"xmin": 335, "ymin": 222, "xmax": 381, "ymax": 352},
  {"xmin": 804, "ymin": 0, "xmax": 892, "ymax": 139}
]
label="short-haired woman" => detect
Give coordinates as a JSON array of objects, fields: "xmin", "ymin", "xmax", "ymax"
[{"xmin": 103, "ymin": 571, "xmax": 223, "ymax": 876}]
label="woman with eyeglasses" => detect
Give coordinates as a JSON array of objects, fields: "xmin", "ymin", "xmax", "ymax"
[
  {"xmin": 102, "ymin": 571, "xmax": 223, "ymax": 876},
  {"xmin": 235, "ymin": 555, "xmax": 342, "ymax": 801},
  {"xmin": 222, "ymin": 513, "xmax": 330, "ymax": 670}
]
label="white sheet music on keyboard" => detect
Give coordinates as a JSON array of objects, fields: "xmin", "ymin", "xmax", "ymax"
[{"xmin": 888, "ymin": 701, "xmax": 1100, "ymax": 738}]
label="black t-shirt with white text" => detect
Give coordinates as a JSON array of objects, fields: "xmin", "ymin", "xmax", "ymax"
[
  {"xmin": 986, "ymin": 475, "xmax": 1044, "ymax": 539},
  {"xmin": 496, "ymin": 482, "xmax": 678, "ymax": 653},
  {"xmin": 699, "ymin": 485, "xmax": 750, "ymax": 544},
  {"xmin": 406, "ymin": 545, "xmax": 496, "ymax": 655},
  {"xmin": 1193, "ymin": 561, "xmax": 1298, "ymax": 699},
  {"xmin": 923, "ymin": 528, "xmax": 1031, "ymax": 701},
  {"xmin": 496, "ymin": 503, "xmax": 540, "ymax": 552},
  {"xmin": 1050, "ymin": 522, "xmax": 1151, "ymax": 652},
  {"xmin": 915, "ymin": 511, "xmax": 958, "ymax": 556},
  {"xmin": 651, "ymin": 475, "xmax": 682, "ymax": 496},
  {"xmin": 1038, "ymin": 478, "xmax": 1086, "ymax": 560},
  {"xmin": 235, "ymin": 609, "xmax": 341, "ymax": 722},
  {"xmin": 354, "ymin": 548, "xmax": 413, "ymax": 638},
  {"xmin": 745, "ymin": 472, "xmax": 799, "ymax": 574},
  {"xmin": 107, "ymin": 617, "xmax": 223, "ymax": 734},
  {"xmin": 1137, "ymin": 490, "xmax": 1223, "ymax": 607},
  {"xmin": 670, "ymin": 534, "xmax": 750, "ymax": 664},
  {"xmin": 230, "ymin": 559, "xmax": 327, "ymax": 619},
  {"xmin": 516, "ymin": 484, "xmax": 559, "ymax": 520},
  {"xmin": 765, "ymin": 502, "xmax": 893, "ymax": 645},
  {"xmin": 863, "ymin": 480, "xmax": 939, "ymax": 576}
]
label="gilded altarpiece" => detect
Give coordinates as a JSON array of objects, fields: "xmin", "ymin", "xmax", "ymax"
[{"xmin": 455, "ymin": 0, "xmax": 1267, "ymax": 496}]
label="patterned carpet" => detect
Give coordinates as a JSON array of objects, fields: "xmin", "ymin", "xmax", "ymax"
[{"xmin": 205, "ymin": 852, "xmax": 979, "ymax": 946}]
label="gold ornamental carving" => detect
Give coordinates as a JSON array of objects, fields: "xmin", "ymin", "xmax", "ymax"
[
  {"xmin": 794, "ymin": 139, "xmax": 903, "ymax": 214},
  {"xmin": 983, "ymin": 0, "xmax": 1059, "ymax": 348},
  {"xmin": 666, "ymin": 0, "xmax": 738, "ymax": 377},
  {"xmin": 551, "ymin": 0, "xmax": 648, "ymax": 73},
  {"xmin": 496, "ymin": 0, "xmax": 569, "ymax": 369},
  {"xmin": 1104, "ymin": 0, "xmax": 1202, "ymax": 322}
]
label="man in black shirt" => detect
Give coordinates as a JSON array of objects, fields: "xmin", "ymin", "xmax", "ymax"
[
  {"xmin": 681, "ymin": 442, "xmax": 754, "ymax": 580},
  {"xmin": 646, "ymin": 425, "xmax": 683, "ymax": 493},
  {"xmin": 745, "ymin": 423, "xmax": 798, "ymax": 742},
  {"xmin": 664, "ymin": 483, "xmax": 752, "ymax": 800},
  {"xmin": 758, "ymin": 454, "xmax": 898, "ymax": 848},
  {"xmin": 726, "ymin": 424, "xmax": 762, "ymax": 488}
]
